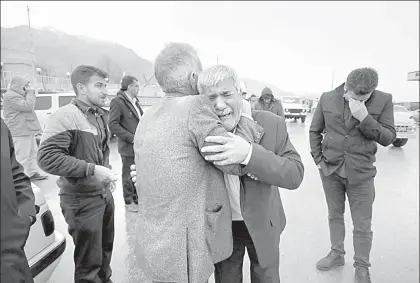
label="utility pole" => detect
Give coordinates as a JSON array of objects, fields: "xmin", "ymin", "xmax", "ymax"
[
  {"xmin": 216, "ymin": 55, "xmax": 219, "ymax": 65},
  {"xmin": 330, "ymin": 70, "xmax": 335, "ymax": 90},
  {"xmin": 27, "ymin": 5, "xmax": 36, "ymax": 78}
]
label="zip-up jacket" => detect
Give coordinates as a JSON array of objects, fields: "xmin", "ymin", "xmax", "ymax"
[{"xmin": 37, "ymin": 99, "xmax": 111, "ymax": 196}]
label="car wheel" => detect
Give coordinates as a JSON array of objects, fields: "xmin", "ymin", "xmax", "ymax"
[
  {"xmin": 392, "ymin": 138, "xmax": 408, "ymax": 147},
  {"xmin": 301, "ymin": 117, "xmax": 306, "ymax": 123}
]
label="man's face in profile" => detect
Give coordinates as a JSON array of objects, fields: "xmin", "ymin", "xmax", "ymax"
[
  {"xmin": 128, "ymin": 80, "xmax": 140, "ymax": 97},
  {"xmin": 200, "ymin": 79, "xmax": 243, "ymax": 132}
]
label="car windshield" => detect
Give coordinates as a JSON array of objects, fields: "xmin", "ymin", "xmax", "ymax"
[
  {"xmin": 393, "ymin": 105, "xmax": 408, "ymax": 112},
  {"xmin": 283, "ymin": 97, "xmax": 302, "ymax": 103}
]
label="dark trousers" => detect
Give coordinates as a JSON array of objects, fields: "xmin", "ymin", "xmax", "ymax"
[
  {"xmin": 319, "ymin": 170, "xmax": 375, "ymax": 268},
  {"xmin": 60, "ymin": 193, "xmax": 115, "ymax": 283},
  {"xmin": 121, "ymin": 155, "xmax": 138, "ymax": 205},
  {"xmin": 214, "ymin": 221, "xmax": 280, "ymax": 283}
]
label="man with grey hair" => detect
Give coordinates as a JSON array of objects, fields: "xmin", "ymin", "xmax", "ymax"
[
  {"xmin": 198, "ymin": 65, "xmax": 304, "ymax": 283},
  {"xmin": 133, "ymin": 43, "xmax": 263, "ymax": 283},
  {"xmin": 310, "ymin": 67, "xmax": 396, "ymax": 283}
]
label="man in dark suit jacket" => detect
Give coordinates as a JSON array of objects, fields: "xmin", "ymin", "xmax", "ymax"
[
  {"xmin": 199, "ymin": 65, "xmax": 304, "ymax": 283},
  {"xmin": 1, "ymin": 118, "xmax": 36, "ymax": 283},
  {"xmin": 108, "ymin": 75, "xmax": 143, "ymax": 212},
  {"xmin": 309, "ymin": 68, "xmax": 396, "ymax": 283}
]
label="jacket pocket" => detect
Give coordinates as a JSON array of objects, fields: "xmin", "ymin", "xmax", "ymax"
[
  {"xmin": 25, "ymin": 115, "xmax": 41, "ymax": 132},
  {"xmin": 321, "ymin": 133, "xmax": 331, "ymax": 151},
  {"xmin": 205, "ymin": 204, "xmax": 223, "ymax": 247},
  {"xmin": 368, "ymin": 106, "xmax": 383, "ymax": 120}
]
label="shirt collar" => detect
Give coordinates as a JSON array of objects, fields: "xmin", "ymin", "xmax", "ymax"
[
  {"xmin": 130, "ymin": 96, "xmax": 138, "ymax": 104},
  {"xmin": 122, "ymin": 91, "xmax": 137, "ymax": 104},
  {"xmin": 72, "ymin": 98, "xmax": 104, "ymax": 115}
]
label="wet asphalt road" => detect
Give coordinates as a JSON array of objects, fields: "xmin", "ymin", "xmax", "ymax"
[{"xmin": 33, "ymin": 114, "xmax": 419, "ymax": 283}]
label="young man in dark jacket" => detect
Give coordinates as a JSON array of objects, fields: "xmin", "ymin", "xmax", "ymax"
[
  {"xmin": 309, "ymin": 68, "xmax": 396, "ymax": 283},
  {"xmin": 37, "ymin": 65, "xmax": 118, "ymax": 283},
  {"xmin": 1, "ymin": 118, "xmax": 36, "ymax": 283},
  {"xmin": 108, "ymin": 75, "xmax": 143, "ymax": 212}
]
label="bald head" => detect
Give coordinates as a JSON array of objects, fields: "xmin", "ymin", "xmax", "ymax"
[{"xmin": 154, "ymin": 42, "xmax": 203, "ymax": 95}]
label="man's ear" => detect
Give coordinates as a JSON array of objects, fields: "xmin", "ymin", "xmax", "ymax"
[
  {"xmin": 189, "ymin": 72, "xmax": 199, "ymax": 94},
  {"xmin": 76, "ymin": 83, "xmax": 85, "ymax": 95},
  {"xmin": 190, "ymin": 71, "xmax": 199, "ymax": 82}
]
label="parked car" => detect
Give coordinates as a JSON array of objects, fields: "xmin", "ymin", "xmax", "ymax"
[
  {"xmin": 26, "ymin": 182, "xmax": 66, "ymax": 283},
  {"xmin": 410, "ymin": 109, "xmax": 419, "ymax": 124},
  {"xmin": 392, "ymin": 105, "xmax": 417, "ymax": 147},
  {"xmin": 281, "ymin": 96, "xmax": 307, "ymax": 122}
]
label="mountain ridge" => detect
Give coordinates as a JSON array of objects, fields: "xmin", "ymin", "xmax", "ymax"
[{"xmin": 1, "ymin": 25, "xmax": 308, "ymax": 98}]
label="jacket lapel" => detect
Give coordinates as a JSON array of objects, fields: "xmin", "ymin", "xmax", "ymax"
[
  {"xmin": 347, "ymin": 110, "xmax": 360, "ymax": 130},
  {"xmin": 120, "ymin": 92, "xmax": 140, "ymax": 120},
  {"xmin": 335, "ymin": 83, "xmax": 362, "ymax": 130}
]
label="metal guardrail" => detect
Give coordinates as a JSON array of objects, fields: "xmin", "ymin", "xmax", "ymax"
[
  {"xmin": 0, "ymin": 71, "xmax": 165, "ymax": 98},
  {"xmin": 1, "ymin": 70, "xmax": 72, "ymax": 91}
]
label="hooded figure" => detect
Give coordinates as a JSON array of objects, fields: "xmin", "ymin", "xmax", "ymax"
[
  {"xmin": 2, "ymin": 76, "xmax": 47, "ymax": 180},
  {"xmin": 253, "ymin": 86, "xmax": 284, "ymax": 117}
]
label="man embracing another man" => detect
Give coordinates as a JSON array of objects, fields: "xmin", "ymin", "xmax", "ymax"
[{"xmin": 130, "ymin": 42, "xmax": 304, "ymax": 283}]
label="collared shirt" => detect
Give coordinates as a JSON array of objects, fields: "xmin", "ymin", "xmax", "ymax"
[
  {"xmin": 128, "ymin": 95, "xmax": 142, "ymax": 118},
  {"xmin": 224, "ymin": 113, "xmax": 254, "ymax": 221}
]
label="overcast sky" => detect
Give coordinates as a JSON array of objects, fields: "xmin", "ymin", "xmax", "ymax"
[{"xmin": 1, "ymin": 1, "xmax": 419, "ymax": 100}]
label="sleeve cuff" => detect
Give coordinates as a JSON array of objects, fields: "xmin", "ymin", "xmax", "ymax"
[
  {"xmin": 87, "ymin": 163, "xmax": 96, "ymax": 176},
  {"xmin": 241, "ymin": 143, "xmax": 253, "ymax": 165}
]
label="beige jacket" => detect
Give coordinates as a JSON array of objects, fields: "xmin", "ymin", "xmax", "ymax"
[{"xmin": 3, "ymin": 77, "xmax": 41, "ymax": 137}]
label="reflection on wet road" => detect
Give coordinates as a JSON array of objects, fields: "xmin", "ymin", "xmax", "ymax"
[{"xmin": 37, "ymin": 114, "xmax": 418, "ymax": 283}]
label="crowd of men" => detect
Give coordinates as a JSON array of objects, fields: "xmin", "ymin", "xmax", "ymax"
[{"xmin": 1, "ymin": 41, "xmax": 396, "ymax": 283}]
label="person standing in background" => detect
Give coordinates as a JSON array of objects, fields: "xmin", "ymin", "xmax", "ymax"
[
  {"xmin": 253, "ymin": 86, "xmax": 284, "ymax": 117},
  {"xmin": 108, "ymin": 75, "xmax": 143, "ymax": 213},
  {"xmin": 2, "ymin": 77, "xmax": 48, "ymax": 181}
]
